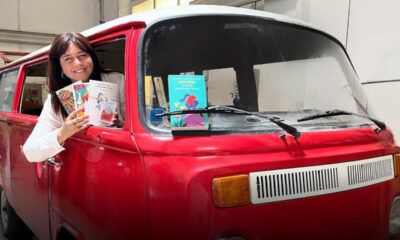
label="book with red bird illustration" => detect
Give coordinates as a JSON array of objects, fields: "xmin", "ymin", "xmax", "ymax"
[{"xmin": 167, "ymin": 75, "xmax": 208, "ymax": 130}]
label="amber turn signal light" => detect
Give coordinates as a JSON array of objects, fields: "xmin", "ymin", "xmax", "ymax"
[
  {"xmin": 212, "ymin": 174, "xmax": 250, "ymax": 208},
  {"xmin": 393, "ymin": 154, "xmax": 400, "ymax": 177}
]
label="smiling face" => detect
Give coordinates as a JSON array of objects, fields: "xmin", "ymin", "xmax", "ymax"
[{"xmin": 60, "ymin": 42, "xmax": 93, "ymax": 83}]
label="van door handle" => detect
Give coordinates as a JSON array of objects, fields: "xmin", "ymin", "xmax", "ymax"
[{"xmin": 48, "ymin": 157, "xmax": 63, "ymax": 166}]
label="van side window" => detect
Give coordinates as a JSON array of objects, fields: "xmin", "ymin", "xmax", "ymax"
[
  {"xmin": 93, "ymin": 37, "xmax": 125, "ymax": 74},
  {"xmin": 20, "ymin": 62, "xmax": 48, "ymax": 116},
  {"xmin": 0, "ymin": 69, "xmax": 19, "ymax": 112}
]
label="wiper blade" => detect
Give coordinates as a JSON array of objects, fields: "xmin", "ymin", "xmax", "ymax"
[
  {"xmin": 156, "ymin": 105, "xmax": 301, "ymax": 139},
  {"xmin": 297, "ymin": 109, "xmax": 386, "ymax": 131}
]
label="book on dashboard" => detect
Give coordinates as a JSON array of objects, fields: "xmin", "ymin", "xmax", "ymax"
[
  {"xmin": 145, "ymin": 75, "xmax": 154, "ymax": 109},
  {"xmin": 56, "ymin": 80, "xmax": 118, "ymax": 126},
  {"xmin": 153, "ymin": 76, "xmax": 167, "ymax": 109},
  {"xmin": 167, "ymin": 75, "xmax": 209, "ymax": 130}
]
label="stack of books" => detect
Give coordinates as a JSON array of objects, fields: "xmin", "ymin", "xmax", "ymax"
[{"xmin": 55, "ymin": 80, "xmax": 118, "ymax": 126}]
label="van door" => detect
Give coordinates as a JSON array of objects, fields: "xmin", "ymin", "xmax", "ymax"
[
  {"xmin": 48, "ymin": 31, "xmax": 147, "ymax": 240},
  {"xmin": 9, "ymin": 60, "xmax": 51, "ymax": 240},
  {"xmin": 0, "ymin": 68, "xmax": 19, "ymax": 196}
]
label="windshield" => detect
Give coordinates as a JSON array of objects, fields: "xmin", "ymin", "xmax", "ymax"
[{"xmin": 140, "ymin": 16, "xmax": 371, "ymax": 133}]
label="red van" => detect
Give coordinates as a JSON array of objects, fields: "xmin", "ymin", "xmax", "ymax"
[{"xmin": 0, "ymin": 5, "xmax": 399, "ymax": 240}]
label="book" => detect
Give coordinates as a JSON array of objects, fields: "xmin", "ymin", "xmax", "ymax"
[
  {"xmin": 72, "ymin": 82, "xmax": 89, "ymax": 117},
  {"xmin": 55, "ymin": 83, "xmax": 76, "ymax": 115},
  {"xmin": 100, "ymin": 100, "xmax": 117, "ymax": 123},
  {"xmin": 86, "ymin": 80, "xmax": 118, "ymax": 126},
  {"xmin": 145, "ymin": 75, "xmax": 154, "ymax": 109},
  {"xmin": 55, "ymin": 80, "xmax": 118, "ymax": 126},
  {"xmin": 167, "ymin": 75, "xmax": 208, "ymax": 130},
  {"xmin": 153, "ymin": 77, "xmax": 167, "ymax": 109}
]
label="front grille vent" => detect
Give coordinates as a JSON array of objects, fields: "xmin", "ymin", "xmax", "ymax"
[
  {"xmin": 348, "ymin": 158, "xmax": 392, "ymax": 186},
  {"xmin": 255, "ymin": 168, "xmax": 338, "ymax": 199},
  {"xmin": 249, "ymin": 155, "xmax": 394, "ymax": 204}
]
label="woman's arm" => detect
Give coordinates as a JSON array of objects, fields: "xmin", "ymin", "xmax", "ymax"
[
  {"xmin": 23, "ymin": 94, "xmax": 90, "ymax": 162},
  {"xmin": 23, "ymin": 94, "xmax": 66, "ymax": 162}
]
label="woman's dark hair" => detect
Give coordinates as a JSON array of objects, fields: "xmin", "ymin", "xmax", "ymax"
[{"xmin": 47, "ymin": 32, "xmax": 101, "ymax": 118}]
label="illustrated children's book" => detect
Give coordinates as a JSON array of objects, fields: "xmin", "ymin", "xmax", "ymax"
[
  {"xmin": 86, "ymin": 80, "xmax": 118, "ymax": 126},
  {"xmin": 55, "ymin": 83, "xmax": 76, "ymax": 115},
  {"xmin": 56, "ymin": 80, "xmax": 118, "ymax": 126},
  {"xmin": 168, "ymin": 75, "xmax": 209, "ymax": 130},
  {"xmin": 72, "ymin": 82, "xmax": 89, "ymax": 117}
]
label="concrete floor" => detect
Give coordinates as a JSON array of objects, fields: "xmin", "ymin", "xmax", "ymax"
[
  {"xmin": 0, "ymin": 224, "xmax": 8, "ymax": 240},
  {"xmin": 0, "ymin": 220, "xmax": 35, "ymax": 240}
]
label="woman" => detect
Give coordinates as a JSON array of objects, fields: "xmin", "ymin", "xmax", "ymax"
[{"xmin": 23, "ymin": 32, "xmax": 125, "ymax": 163}]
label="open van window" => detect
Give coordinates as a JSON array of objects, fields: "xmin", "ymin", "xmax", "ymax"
[
  {"xmin": 20, "ymin": 62, "xmax": 48, "ymax": 116},
  {"xmin": 93, "ymin": 37, "xmax": 125, "ymax": 75},
  {"xmin": 92, "ymin": 36, "xmax": 126, "ymax": 128},
  {"xmin": 142, "ymin": 16, "xmax": 371, "ymax": 133},
  {"xmin": 18, "ymin": 37, "xmax": 126, "ymax": 120}
]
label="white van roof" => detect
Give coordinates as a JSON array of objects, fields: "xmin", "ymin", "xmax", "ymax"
[
  {"xmin": 82, "ymin": 5, "xmax": 317, "ymax": 36},
  {"xmin": 13, "ymin": 5, "xmax": 322, "ymax": 65}
]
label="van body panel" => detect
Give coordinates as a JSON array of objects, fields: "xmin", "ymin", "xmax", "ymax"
[
  {"xmin": 49, "ymin": 130, "xmax": 147, "ymax": 240},
  {"xmin": 125, "ymin": 27, "xmax": 142, "ymax": 135},
  {"xmin": 9, "ymin": 113, "xmax": 50, "ymax": 240},
  {"xmin": 134, "ymin": 128, "xmax": 399, "ymax": 239},
  {"xmin": 0, "ymin": 113, "xmax": 13, "ymax": 200}
]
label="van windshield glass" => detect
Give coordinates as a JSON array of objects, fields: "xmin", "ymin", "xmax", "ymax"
[{"xmin": 142, "ymin": 16, "xmax": 371, "ymax": 133}]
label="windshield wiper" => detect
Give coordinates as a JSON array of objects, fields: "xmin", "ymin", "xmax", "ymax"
[
  {"xmin": 156, "ymin": 105, "xmax": 301, "ymax": 139},
  {"xmin": 297, "ymin": 109, "xmax": 386, "ymax": 131}
]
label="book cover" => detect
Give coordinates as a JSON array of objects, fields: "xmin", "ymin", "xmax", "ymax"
[
  {"xmin": 86, "ymin": 80, "xmax": 118, "ymax": 126},
  {"xmin": 55, "ymin": 84, "xmax": 75, "ymax": 115},
  {"xmin": 100, "ymin": 100, "xmax": 117, "ymax": 124},
  {"xmin": 153, "ymin": 76, "xmax": 167, "ymax": 109},
  {"xmin": 168, "ymin": 75, "xmax": 208, "ymax": 130},
  {"xmin": 72, "ymin": 82, "xmax": 89, "ymax": 117},
  {"xmin": 145, "ymin": 75, "xmax": 154, "ymax": 108}
]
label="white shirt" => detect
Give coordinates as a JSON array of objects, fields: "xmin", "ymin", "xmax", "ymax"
[{"xmin": 23, "ymin": 72, "xmax": 125, "ymax": 163}]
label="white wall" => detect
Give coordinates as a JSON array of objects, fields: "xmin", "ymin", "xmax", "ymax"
[
  {"xmin": 347, "ymin": 0, "xmax": 400, "ymax": 82},
  {"xmin": 264, "ymin": 0, "xmax": 400, "ymax": 143},
  {"xmin": 264, "ymin": 0, "xmax": 349, "ymax": 46},
  {"xmin": 0, "ymin": 0, "xmax": 19, "ymax": 30},
  {"xmin": 0, "ymin": 0, "xmax": 100, "ymax": 34},
  {"xmin": 363, "ymin": 82, "xmax": 400, "ymax": 135}
]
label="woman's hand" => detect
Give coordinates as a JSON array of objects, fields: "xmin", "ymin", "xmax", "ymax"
[{"xmin": 57, "ymin": 109, "xmax": 90, "ymax": 145}]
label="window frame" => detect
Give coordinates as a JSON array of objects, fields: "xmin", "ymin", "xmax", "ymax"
[
  {"xmin": 19, "ymin": 61, "xmax": 49, "ymax": 116},
  {"xmin": 89, "ymin": 30, "xmax": 130, "ymax": 131},
  {"xmin": 137, "ymin": 15, "xmax": 367, "ymax": 135},
  {"xmin": 0, "ymin": 67, "xmax": 21, "ymax": 113}
]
